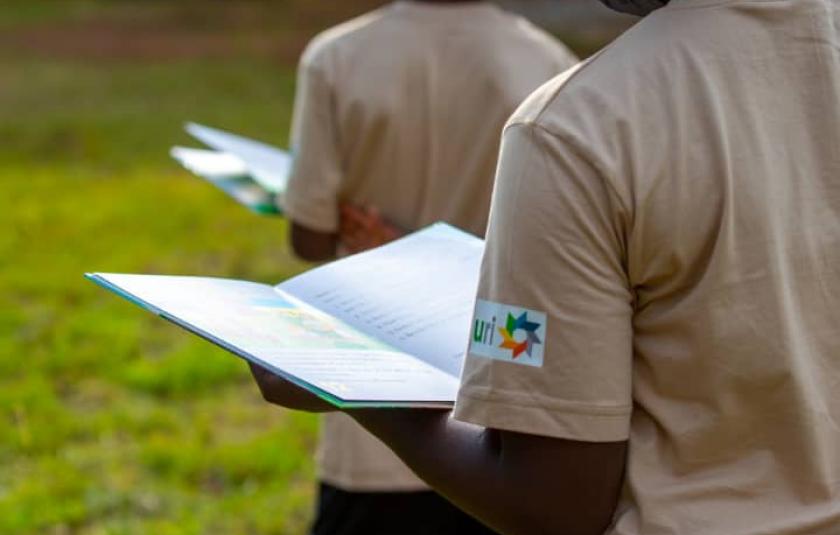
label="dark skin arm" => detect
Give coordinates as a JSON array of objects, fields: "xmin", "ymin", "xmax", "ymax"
[
  {"xmin": 290, "ymin": 222, "xmax": 338, "ymax": 262},
  {"xmin": 250, "ymin": 363, "xmax": 628, "ymax": 535},
  {"xmin": 289, "ymin": 204, "xmax": 403, "ymax": 262}
]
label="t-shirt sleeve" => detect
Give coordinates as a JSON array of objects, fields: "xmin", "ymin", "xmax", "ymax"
[
  {"xmin": 453, "ymin": 122, "xmax": 634, "ymax": 442},
  {"xmin": 283, "ymin": 59, "xmax": 343, "ymax": 233}
]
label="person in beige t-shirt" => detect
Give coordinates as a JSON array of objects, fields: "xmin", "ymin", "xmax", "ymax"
[
  {"xmin": 252, "ymin": 0, "xmax": 840, "ymax": 533},
  {"xmin": 281, "ymin": 1, "xmax": 578, "ymax": 534}
]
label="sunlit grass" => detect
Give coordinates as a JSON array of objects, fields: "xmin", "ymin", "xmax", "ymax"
[{"xmin": 1, "ymin": 40, "xmax": 319, "ymax": 535}]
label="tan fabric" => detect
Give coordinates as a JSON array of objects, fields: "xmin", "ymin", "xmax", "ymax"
[
  {"xmin": 285, "ymin": 1, "xmax": 577, "ymax": 491},
  {"xmin": 284, "ymin": 0, "xmax": 578, "ymax": 237},
  {"xmin": 454, "ymin": 0, "xmax": 840, "ymax": 532}
]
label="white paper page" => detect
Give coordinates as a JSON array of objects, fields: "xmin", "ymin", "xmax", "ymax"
[
  {"xmin": 91, "ymin": 274, "xmax": 458, "ymax": 404},
  {"xmin": 185, "ymin": 123, "xmax": 291, "ymax": 194},
  {"xmin": 277, "ymin": 224, "xmax": 484, "ymax": 378},
  {"xmin": 171, "ymin": 146, "xmax": 249, "ymax": 177},
  {"xmin": 171, "ymin": 146, "xmax": 277, "ymax": 212}
]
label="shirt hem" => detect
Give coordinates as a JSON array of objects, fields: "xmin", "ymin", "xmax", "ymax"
[{"xmin": 454, "ymin": 390, "xmax": 631, "ymax": 442}]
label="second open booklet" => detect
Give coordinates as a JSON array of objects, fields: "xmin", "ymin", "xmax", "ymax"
[
  {"xmin": 171, "ymin": 123, "xmax": 292, "ymax": 216},
  {"xmin": 87, "ymin": 224, "xmax": 483, "ymax": 408}
]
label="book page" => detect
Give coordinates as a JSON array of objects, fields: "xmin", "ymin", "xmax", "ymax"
[
  {"xmin": 89, "ymin": 273, "xmax": 458, "ymax": 405},
  {"xmin": 170, "ymin": 146, "xmax": 249, "ymax": 177},
  {"xmin": 170, "ymin": 147, "xmax": 280, "ymax": 215},
  {"xmin": 277, "ymin": 224, "xmax": 483, "ymax": 378},
  {"xmin": 186, "ymin": 123, "xmax": 291, "ymax": 194}
]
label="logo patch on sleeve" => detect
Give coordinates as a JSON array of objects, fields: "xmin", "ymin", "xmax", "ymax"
[{"xmin": 469, "ymin": 300, "xmax": 546, "ymax": 367}]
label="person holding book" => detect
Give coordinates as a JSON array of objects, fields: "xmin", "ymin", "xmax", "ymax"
[
  {"xmin": 280, "ymin": 1, "xmax": 578, "ymax": 534},
  {"xmin": 252, "ymin": 0, "xmax": 840, "ymax": 533}
]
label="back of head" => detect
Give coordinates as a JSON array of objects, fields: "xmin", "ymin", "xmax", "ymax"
[{"xmin": 597, "ymin": 0, "xmax": 670, "ymax": 16}]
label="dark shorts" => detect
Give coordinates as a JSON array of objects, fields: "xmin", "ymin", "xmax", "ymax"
[{"xmin": 310, "ymin": 483, "xmax": 499, "ymax": 535}]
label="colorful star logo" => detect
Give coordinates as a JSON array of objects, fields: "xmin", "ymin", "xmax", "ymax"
[{"xmin": 498, "ymin": 312, "xmax": 542, "ymax": 359}]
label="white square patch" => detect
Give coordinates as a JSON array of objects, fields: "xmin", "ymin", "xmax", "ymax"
[{"xmin": 469, "ymin": 299, "xmax": 546, "ymax": 367}]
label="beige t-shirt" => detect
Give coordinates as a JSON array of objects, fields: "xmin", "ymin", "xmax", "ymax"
[
  {"xmin": 455, "ymin": 0, "xmax": 840, "ymax": 532},
  {"xmin": 284, "ymin": 1, "xmax": 578, "ymax": 491}
]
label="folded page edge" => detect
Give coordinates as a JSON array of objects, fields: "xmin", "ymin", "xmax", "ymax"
[{"xmin": 84, "ymin": 272, "xmax": 343, "ymax": 408}]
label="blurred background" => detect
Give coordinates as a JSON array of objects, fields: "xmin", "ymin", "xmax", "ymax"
[{"xmin": 0, "ymin": 1, "xmax": 633, "ymax": 533}]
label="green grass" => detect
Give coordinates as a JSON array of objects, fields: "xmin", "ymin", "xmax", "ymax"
[{"xmin": 0, "ymin": 6, "xmax": 325, "ymax": 532}]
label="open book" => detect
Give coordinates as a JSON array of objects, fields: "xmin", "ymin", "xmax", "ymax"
[
  {"xmin": 86, "ymin": 224, "xmax": 483, "ymax": 408},
  {"xmin": 171, "ymin": 123, "xmax": 292, "ymax": 216}
]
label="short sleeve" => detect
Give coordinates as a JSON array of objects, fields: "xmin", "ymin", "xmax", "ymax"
[
  {"xmin": 283, "ymin": 58, "xmax": 343, "ymax": 233},
  {"xmin": 453, "ymin": 122, "xmax": 634, "ymax": 442}
]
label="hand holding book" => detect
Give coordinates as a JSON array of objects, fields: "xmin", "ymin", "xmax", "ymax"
[
  {"xmin": 249, "ymin": 361, "xmax": 336, "ymax": 412},
  {"xmin": 339, "ymin": 203, "xmax": 405, "ymax": 254}
]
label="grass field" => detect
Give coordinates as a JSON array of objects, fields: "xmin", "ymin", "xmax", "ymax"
[{"xmin": 0, "ymin": 2, "xmax": 371, "ymax": 533}]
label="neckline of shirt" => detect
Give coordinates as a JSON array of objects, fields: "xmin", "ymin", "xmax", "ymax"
[{"xmin": 391, "ymin": 1, "xmax": 504, "ymax": 20}]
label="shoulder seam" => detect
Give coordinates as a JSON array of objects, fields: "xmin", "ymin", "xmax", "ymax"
[
  {"xmin": 505, "ymin": 49, "xmax": 606, "ymax": 128},
  {"xmin": 503, "ymin": 122, "xmax": 633, "ymax": 224},
  {"xmin": 301, "ymin": 8, "xmax": 389, "ymax": 66}
]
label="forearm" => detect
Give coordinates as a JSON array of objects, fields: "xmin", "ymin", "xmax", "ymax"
[
  {"xmin": 351, "ymin": 410, "xmax": 514, "ymax": 531},
  {"xmin": 249, "ymin": 364, "xmax": 626, "ymax": 533},
  {"xmin": 350, "ymin": 410, "xmax": 622, "ymax": 535}
]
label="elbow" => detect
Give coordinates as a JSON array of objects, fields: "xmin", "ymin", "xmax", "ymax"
[
  {"xmin": 495, "ymin": 436, "xmax": 626, "ymax": 535},
  {"xmin": 291, "ymin": 240, "xmax": 329, "ymax": 263},
  {"xmin": 289, "ymin": 222, "xmax": 337, "ymax": 262}
]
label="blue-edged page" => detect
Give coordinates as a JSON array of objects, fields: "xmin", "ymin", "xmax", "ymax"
[{"xmin": 86, "ymin": 224, "xmax": 483, "ymax": 408}]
